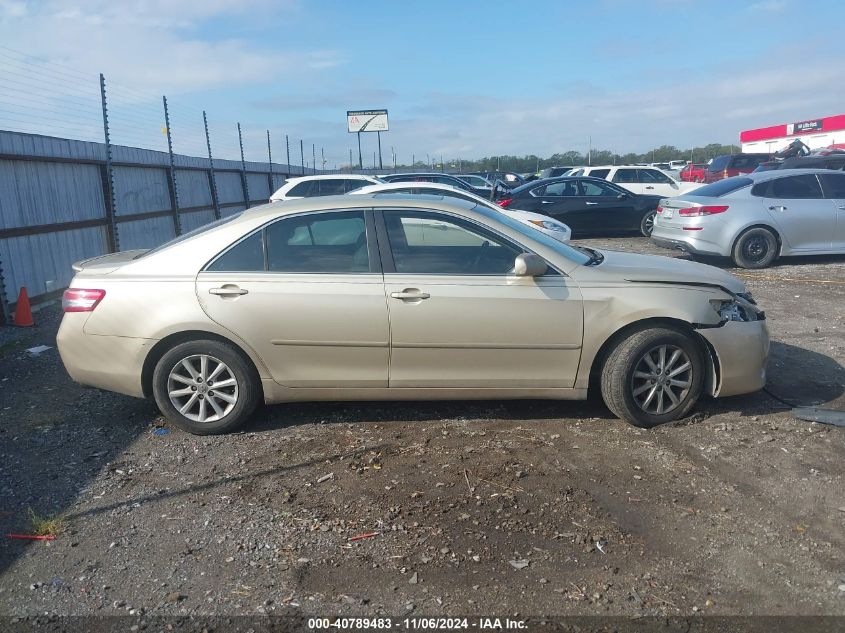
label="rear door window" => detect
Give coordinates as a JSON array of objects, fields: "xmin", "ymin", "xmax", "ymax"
[
  {"xmin": 638, "ymin": 169, "xmax": 673, "ymax": 183},
  {"xmin": 317, "ymin": 179, "xmax": 347, "ymax": 196},
  {"xmin": 286, "ymin": 181, "xmax": 317, "ymax": 197},
  {"xmin": 265, "ymin": 211, "xmax": 370, "ymax": 273},
  {"xmin": 707, "ymin": 156, "xmax": 731, "ymax": 172},
  {"xmin": 768, "ymin": 174, "xmax": 823, "ymax": 199},
  {"xmin": 731, "ymin": 155, "xmax": 768, "ymax": 170},
  {"xmin": 611, "ymin": 169, "xmax": 638, "ymax": 183},
  {"xmin": 588, "ymin": 168, "xmax": 610, "ymax": 179},
  {"xmin": 539, "ymin": 181, "xmax": 580, "ymax": 196}
]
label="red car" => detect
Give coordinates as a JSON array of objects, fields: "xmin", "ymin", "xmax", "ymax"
[
  {"xmin": 679, "ymin": 163, "xmax": 707, "ymax": 183},
  {"xmin": 702, "ymin": 153, "xmax": 770, "ymax": 183}
]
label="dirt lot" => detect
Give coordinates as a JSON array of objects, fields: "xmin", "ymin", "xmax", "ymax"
[{"xmin": 1, "ymin": 236, "xmax": 844, "ymax": 624}]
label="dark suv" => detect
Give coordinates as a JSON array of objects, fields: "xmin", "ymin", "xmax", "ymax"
[{"xmin": 703, "ymin": 154, "xmax": 770, "ymax": 183}]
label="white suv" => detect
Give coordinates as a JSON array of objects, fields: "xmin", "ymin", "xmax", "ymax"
[
  {"xmin": 270, "ymin": 174, "xmax": 382, "ymax": 202},
  {"xmin": 568, "ymin": 166, "xmax": 702, "ymax": 198}
]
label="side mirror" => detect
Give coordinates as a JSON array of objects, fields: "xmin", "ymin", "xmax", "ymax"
[
  {"xmin": 513, "ymin": 253, "xmax": 548, "ymax": 277},
  {"xmin": 617, "ymin": 192, "xmax": 628, "ymax": 199}
]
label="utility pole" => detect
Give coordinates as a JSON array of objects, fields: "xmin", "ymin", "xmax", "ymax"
[
  {"xmin": 349, "ymin": 148, "xmax": 353, "ymax": 172},
  {"xmin": 312, "ymin": 143, "xmax": 316, "ymax": 173},
  {"xmin": 588, "ymin": 136, "xmax": 592, "ymax": 166},
  {"xmin": 300, "ymin": 139, "xmax": 305, "ymax": 175}
]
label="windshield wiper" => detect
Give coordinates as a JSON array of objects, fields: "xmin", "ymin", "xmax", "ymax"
[{"xmin": 579, "ymin": 246, "xmax": 604, "ymax": 266}]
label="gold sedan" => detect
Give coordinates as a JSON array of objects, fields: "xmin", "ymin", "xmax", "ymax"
[{"xmin": 57, "ymin": 194, "xmax": 769, "ymax": 434}]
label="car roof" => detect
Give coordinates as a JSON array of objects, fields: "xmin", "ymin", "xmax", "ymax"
[
  {"xmin": 742, "ymin": 167, "xmax": 842, "ymax": 183},
  {"xmin": 246, "ymin": 192, "xmax": 479, "ymax": 220},
  {"xmin": 283, "ymin": 174, "xmax": 375, "ymax": 182},
  {"xmin": 386, "ymin": 172, "xmax": 459, "ymax": 177}
]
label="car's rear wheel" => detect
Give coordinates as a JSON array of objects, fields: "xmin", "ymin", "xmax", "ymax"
[
  {"xmin": 152, "ymin": 339, "xmax": 260, "ymax": 435},
  {"xmin": 732, "ymin": 227, "xmax": 778, "ymax": 269},
  {"xmin": 640, "ymin": 211, "xmax": 657, "ymax": 237},
  {"xmin": 601, "ymin": 327, "xmax": 705, "ymax": 428}
]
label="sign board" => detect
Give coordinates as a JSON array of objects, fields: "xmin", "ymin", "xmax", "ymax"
[
  {"xmin": 787, "ymin": 119, "xmax": 823, "ymax": 135},
  {"xmin": 347, "ymin": 109, "xmax": 389, "ymax": 133}
]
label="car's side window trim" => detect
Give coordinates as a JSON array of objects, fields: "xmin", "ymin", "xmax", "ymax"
[
  {"xmin": 373, "ymin": 208, "xmax": 561, "ymax": 277},
  {"xmin": 201, "ymin": 208, "xmax": 382, "ymax": 275}
]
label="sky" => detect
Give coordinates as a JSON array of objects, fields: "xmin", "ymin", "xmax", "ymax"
[{"xmin": 1, "ymin": 0, "xmax": 845, "ymax": 168}]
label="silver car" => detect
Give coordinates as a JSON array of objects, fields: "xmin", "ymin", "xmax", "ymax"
[
  {"xmin": 57, "ymin": 194, "xmax": 768, "ymax": 435},
  {"xmin": 651, "ymin": 169, "xmax": 845, "ymax": 268}
]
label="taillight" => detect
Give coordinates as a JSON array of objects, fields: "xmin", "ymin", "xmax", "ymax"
[
  {"xmin": 678, "ymin": 205, "xmax": 729, "ymax": 217},
  {"xmin": 656, "ymin": 206, "xmax": 664, "ymax": 214},
  {"xmin": 62, "ymin": 288, "xmax": 106, "ymax": 312},
  {"xmin": 497, "ymin": 198, "xmax": 513, "ymax": 208}
]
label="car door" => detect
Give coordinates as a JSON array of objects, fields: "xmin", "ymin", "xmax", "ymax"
[
  {"xmin": 819, "ymin": 172, "xmax": 845, "ymax": 250},
  {"xmin": 519, "ymin": 180, "xmax": 582, "ymax": 222},
  {"xmin": 610, "ymin": 168, "xmax": 644, "ymax": 195},
  {"xmin": 637, "ymin": 168, "xmax": 681, "ymax": 198},
  {"xmin": 377, "ymin": 209, "xmax": 583, "ymax": 389},
  {"xmin": 574, "ymin": 179, "xmax": 641, "ymax": 231},
  {"xmin": 761, "ymin": 174, "xmax": 835, "ymax": 251},
  {"xmin": 196, "ymin": 209, "xmax": 390, "ymax": 387}
]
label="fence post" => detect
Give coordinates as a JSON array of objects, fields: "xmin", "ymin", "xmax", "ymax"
[
  {"xmin": 312, "ymin": 143, "xmax": 316, "ymax": 174},
  {"xmin": 0, "ymin": 250, "xmax": 9, "ymax": 325},
  {"xmin": 267, "ymin": 130, "xmax": 274, "ymax": 193},
  {"xmin": 238, "ymin": 123, "xmax": 250, "ymax": 208},
  {"xmin": 203, "ymin": 111, "xmax": 221, "ymax": 220},
  {"xmin": 285, "ymin": 134, "xmax": 291, "ymax": 178},
  {"xmin": 162, "ymin": 96, "xmax": 182, "ymax": 236},
  {"xmin": 99, "ymin": 73, "xmax": 119, "ymax": 252},
  {"xmin": 299, "ymin": 140, "xmax": 305, "ymax": 176}
]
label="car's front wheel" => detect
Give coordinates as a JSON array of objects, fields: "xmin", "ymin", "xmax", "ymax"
[
  {"xmin": 640, "ymin": 210, "xmax": 657, "ymax": 237},
  {"xmin": 152, "ymin": 339, "xmax": 260, "ymax": 435},
  {"xmin": 600, "ymin": 327, "xmax": 705, "ymax": 428}
]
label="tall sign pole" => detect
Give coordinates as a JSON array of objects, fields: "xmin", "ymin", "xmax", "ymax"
[
  {"xmin": 357, "ymin": 132, "xmax": 363, "ymax": 170},
  {"xmin": 348, "ymin": 109, "xmax": 388, "ymax": 173},
  {"xmin": 377, "ymin": 131, "xmax": 383, "ymax": 170}
]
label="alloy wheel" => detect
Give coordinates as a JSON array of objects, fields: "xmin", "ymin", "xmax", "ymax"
[
  {"xmin": 630, "ymin": 344, "xmax": 692, "ymax": 415},
  {"xmin": 167, "ymin": 354, "xmax": 239, "ymax": 423}
]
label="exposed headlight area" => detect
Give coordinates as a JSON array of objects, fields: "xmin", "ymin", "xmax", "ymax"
[{"xmin": 711, "ymin": 292, "xmax": 764, "ymax": 323}]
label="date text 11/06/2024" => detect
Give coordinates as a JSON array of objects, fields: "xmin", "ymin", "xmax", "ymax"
[{"xmin": 307, "ymin": 617, "xmax": 528, "ymax": 630}]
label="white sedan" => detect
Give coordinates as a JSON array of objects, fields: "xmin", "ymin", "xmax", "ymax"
[{"xmin": 350, "ymin": 181, "xmax": 572, "ymax": 242}]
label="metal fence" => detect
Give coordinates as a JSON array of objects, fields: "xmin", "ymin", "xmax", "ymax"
[{"xmin": 0, "ymin": 47, "xmax": 338, "ymax": 323}]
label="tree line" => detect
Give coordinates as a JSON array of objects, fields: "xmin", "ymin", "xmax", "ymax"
[{"xmin": 399, "ymin": 143, "xmax": 742, "ymax": 173}]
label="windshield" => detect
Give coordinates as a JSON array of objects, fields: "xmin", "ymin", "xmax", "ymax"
[{"xmin": 468, "ymin": 204, "xmax": 592, "ymax": 266}]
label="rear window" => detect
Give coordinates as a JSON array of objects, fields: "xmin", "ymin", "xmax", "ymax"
[
  {"xmin": 687, "ymin": 177, "xmax": 753, "ymax": 197},
  {"xmin": 138, "ymin": 213, "xmax": 243, "ymax": 259},
  {"xmin": 287, "ymin": 181, "xmax": 317, "ymax": 197},
  {"xmin": 707, "ymin": 156, "xmax": 731, "ymax": 172},
  {"xmin": 731, "ymin": 155, "xmax": 769, "ymax": 170}
]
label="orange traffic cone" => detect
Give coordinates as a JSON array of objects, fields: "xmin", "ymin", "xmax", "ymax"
[{"xmin": 13, "ymin": 287, "xmax": 34, "ymax": 327}]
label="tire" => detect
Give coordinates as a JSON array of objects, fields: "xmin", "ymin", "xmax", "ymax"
[
  {"xmin": 600, "ymin": 327, "xmax": 705, "ymax": 428},
  {"xmin": 640, "ymin": 210, "xmax": 657, "ymax": 237},
  {"xmin": 731, "ymin": 227, "xmax": 778, "ymax": 269},
  {"xmin": 152, "ymin": 339, "xmax": 260, "ymax": 435}
]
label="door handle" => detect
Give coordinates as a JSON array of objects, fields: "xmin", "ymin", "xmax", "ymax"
[
  {"xmin": 645, "ymin": 186, "xmax": 655, "ymax": 189},
  {"xmin": 390, "ymin": 289, "xmax": 430, "ymax": 300},
  {"xmin": 586, "ymin": 201, "xmax": 598, "ymax": 205},
  {"xmin": 768, "ymin": 205, "xmax": 787, "ymax": 212},
  {"xmin": 838, "ymin": 205, "xmax": 845, "ymax": 210},
  {"xmin": 541, "ymin": 200, "xmax": 555, "ymax": 204},
  {"xmin": 209, "ymin": 286, "xmax": 248, "ymax": 296}
]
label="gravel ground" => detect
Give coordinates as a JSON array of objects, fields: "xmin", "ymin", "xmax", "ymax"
[{"xmin": 0, "ymin": 236, "xmax": 844, "ymax": 623}]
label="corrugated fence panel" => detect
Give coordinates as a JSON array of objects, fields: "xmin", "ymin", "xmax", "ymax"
[
  {"xmin": 117, "ymin": 216, "xmax": 176, "ymax": 251},
  {"xmin": 215, "ymin": 171, "xmax": 245, "ymax": 204},
  {"xmin": 0, "ymin": 227, "xmax": 107, "ymax": 302},
  {"xmin": 221, "ymin": 205, "xmax": 246, "ymax": 218},
  {"xmin": 175, "ymin": 169, "xmax": 212, "ymax": 208},
  {"xmin": 112, "ymin": 166, "xmax": 171, "ymax": 216},
  {"xmin": 0, "ymin": 159, "xmax": 105, "ymax": 229},
  {"xmin": 179, "ymin": 210, "xmax": 216, "ymax": 233},
  {"xmin": 246, "ymin": 172, "xmax": 271, "ymax": 201}
]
